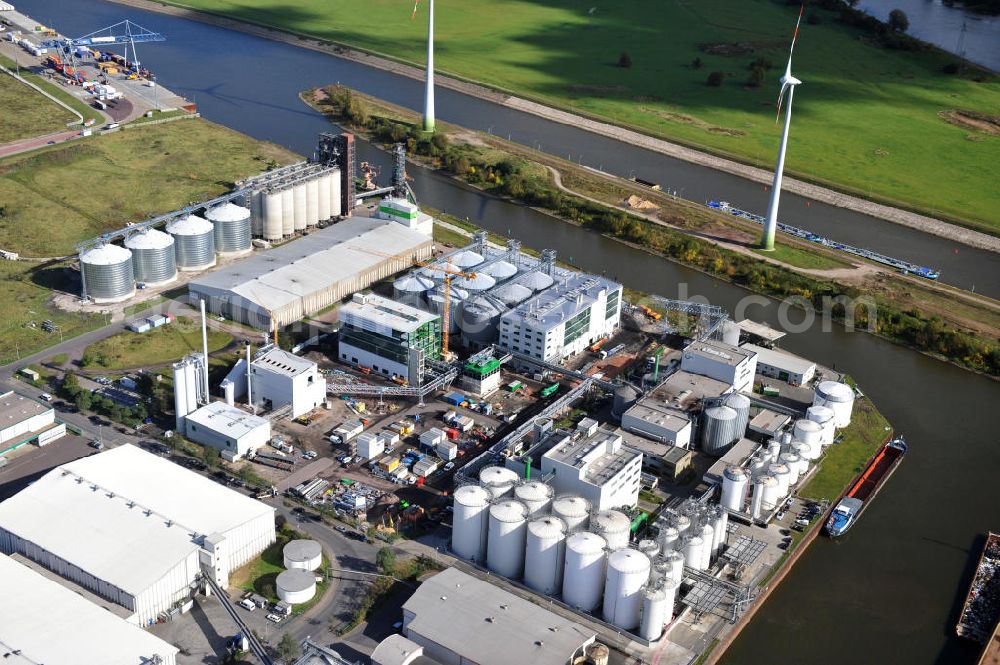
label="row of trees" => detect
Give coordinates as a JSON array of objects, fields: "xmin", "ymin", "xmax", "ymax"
[{"xmin": 60, "ymin": 373, "xmax": 148, "ymax": 427}]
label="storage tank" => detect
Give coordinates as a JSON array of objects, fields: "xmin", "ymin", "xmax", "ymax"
[
  {"xmin": 793, "ymin": 419, "xmax": 824, "ymax": 450},
  {"xmin": 721, "ymin": 320, "xmax": 741, "ymax": 346},
  {"xmin": 80, "ymin": 243, "xmax": 134, "ymax": 302},
  {"xmin": 724, "ymin": 392, "xmax": 752, "ymax": 440},
  {"xmin": 591, "ymin": 510, "xmax": 631, "ymax": 551},
  {"xmin": 317, "ymin": 172, "xmax": 332, "ymax": 221},
  {"xmin": 206, "ymin": 202, "xmax": 253, "ymax": 255},
  {"xmin": 769, "ymin": 462, "xmax": 791, "ymax": 498},
  {"xmin": 768, "ymin": 439, "xmax": 782, "ymax": 463},
  {"xmin": 552, "ymin": 495, "xmax": 591, "ymax": 532},
  {"xmin": 452, "ymin": 484, "xmax": 491, "ymax": 562},
  {"xmin": 262, "ymin": 190, "xmax": 283, "ymax": 240},
  {"xmin": 611, "ymin": 385, "xmax": 639, "ymax": 420},
  {"xmin": 639, "ymin": 585, "xmax": 669, "ymax": 641},
  {"xmin": 603, "ymin": 548, "xmax": 651, "ymax": 630},
  {"xmin": 124, "ymin": 229, "xmax": 176, "ymax": 286},
  {"xmin": 328, "ymin": 167, "xmax": 342, "ymax": 217},
  {"xmin": 305, "ymin": 177, "xmax": 320, "ymax": 226},
  {"xmin": 637, "ymin": 539, "xmax": 660, "ymax": 560},
  {"xmin": 487, "ymin": 499, "xmax": 529, "ymax": 578},
  {"xmin": 292, "ymin": 181, "xmax": 308, "ymax": 231},
  {"xmin": 514, "ymin": 481, "xmax": 554, "ymax": 517},
  {"xmin": 698, "ymin": 523, "xmax": 714, "ymax": 569},
  {"xmin": 250, "ymin": 191, "xmax": 264, "ymax": 236},
  {"xmin": 524, "ymin": 516, "xmax": 567, "ymax": 595},
  {"xmin": 682, "ymin": 536, "xmax": 706, "ymax": 571},
  {"xmin": 519, "ymin": 271, "xmax": 554, "ymax": 292},
  {"xmin": 491, "ymin": 283, "xmax": 533, "ymax": 308},
  {"xmin": 280, "ymin": 187, "xmax": 294, "ymax": 235},
  {"xmin": 701, "ymin": 405, "xmax": 740, "ymax": 456},
  {"xmin": 450, "ymin": 249, "xmax": 484, "ymax": 269},
  {"xmin": 794, "ymin": 439, "xmax": 819, "ymax": 462},
  {"xmin": 562, "ymin": 532, "xmax": 607, "ymax": 611},
  {"xmin": 712, "ymin": 508, "xmax": 728, "ymax": 556},
  {"xmin": 807, "ymin": 404, "xmax": 837, "ymax": 445},
  {"xmin": 457, "ymin": 296, "xmax": 507, "ymax": 346},
  {"xmin": 282, "ymin": 539, "xmax": 322, "ymax": 571},
  {"xmin": 275, "ymin": 569, "xmax": 316, "ymax": 604},
  {"xmin": 664, "ymin": 550, "xmax": 684, "ymax": 586},
  {"xmin": 585, "ymin": 644, "xmax": 610, "ymax": 665},
  {"xmin": 454, "ymin": 272, "xmax": 496, "ymax": 292},
  {"xmin": 483, "ymin": 259, "xmax": 518, "ymax": 281},
  {"xmin": 672, "ymin": 514, "xmax": 691, "ymax": 537},
  {"xmin": 758, "ymin": 475, "xmax": 780, "ymax": 511},
  {"xmin": 480, "ymin": 465, "xmax": 519, "ymax": 499},
  {"xmin": 780, "ymin": 452, "xmax": 802, "ymax": 485},
  {"xmin": 659, "ymin": 526, "xmax": 679, "ymax": 552},
  {"xmin": 392, "ymin": 273, "xmax": 434, "ymax": 309},
  {"xmin": 750, "ymin": 477, "xmax": 765, "ymax": 519},
  {"xmin": 166, "ymin": 215, "xmax": 216, "ymax": 270},
  {"xmin": 813, "ymin": 380, "xmax": 855, "ymax": 427},
  {"xmin": 720, "ymin": 466, "xmax": 750, "ymax": 512}
]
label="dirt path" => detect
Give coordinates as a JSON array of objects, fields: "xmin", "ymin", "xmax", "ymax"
[{"xmin": 109, "ymin": 0, "xmax": 999, "ymax": 253}]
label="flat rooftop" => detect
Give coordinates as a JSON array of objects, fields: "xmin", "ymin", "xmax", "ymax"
[
  {"xmin": 403, "ymin": 567, "xmax": 594, "ymax": 665},
  {"xmin": 622, "ymin": 401, "xmax": 691, "ymax": 434},
  {"xmin": 645, "ymin": 370, "xmax": 733, "ymax": 407},
  {"xmin": 742, "ymin": 343, "xmax": 816, "ymax": 375},
  {"xmin": 0, "ymin": 391, "xmax": 50, "ymax": 430},
  {"xmin": 340, "ymin": 292, "xmax": 438, "ymax": 334},
  {"xmin": 544, "ymin": 425, "xmax": 639, "ymax": 486},
  {"xmin": 736, "ymin": 319, "xmax": 786, "ymax": 342},
  {"xmin": 683, "ymin": 340, "xmax": 754, "ymax": 368},
  {"xmin": 704, "ymin": 438, "xmax": 762, "ymax": 485},
  {"xmin": 253, "ymin": 347, "xmax": 316, "ymax": 377},
  {"xmin": 186, "ymin": 401, "xmax": 270, "ymax": 439},
  {"xmin": 504, "ymin": 272, "xmax": 620, "ymax": 331},
  {"xmin": 0, "ymin": 554, "xmax": 178, "ymax": 665},
  {"xmin": 748, "ymin": 408, "xmax": 791, "ymax": 436}
]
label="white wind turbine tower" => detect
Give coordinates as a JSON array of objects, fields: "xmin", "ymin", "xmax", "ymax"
[
  {"xmin": 761, "ymin": 5, "xmax": 804, "ymax": 251},
  {"xmin": 413, "ymin": 0, "xmax": 435, "ymax": 132}
]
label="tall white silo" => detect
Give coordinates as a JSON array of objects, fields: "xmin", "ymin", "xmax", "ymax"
[
  {"xmin": 552, "ymin": 495, "xmax": 591, "ymax": 532},
  {"xmin": 524, "ymin": 516, "xmax": 567, "ymax": 595},
  {"xmin": 452, "ymin": 484, "xmax": 491, "ymax": 562},
  {"xmin": 80, "ymin": 243, "xmax": 135, "ymax": 303},
  {"xmin": 562, "ymin": 532, "xmax": 607, "ymax": 612},
  {"xmin": 813, "ymin": 380, "xmax": 855, "ymax": 427},
  {"xmin": 514, "ymin": 481, "xmax": 554, "ymax": 517},
  {"xmin": 487, "ymin": 499, "xmax": 528, "ymax": 578},
  {"xmin": 317, "ymin": 172, "xmax": 332, "ymax": 222},
  {"xmin": 591, "ymin": 510, "xmax": 631, "ymax": 551},
  {"xmin": 603, "ymin": 548, "xmax": 651, "ymax": 630},
  {"xmin": 305, "ymin": 177, "xmax": 320, "ymax": 227}
]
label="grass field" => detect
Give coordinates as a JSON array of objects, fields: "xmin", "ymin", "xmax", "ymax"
[
  {"xmin": 0, "ymin": 55, "xmax": 104, "ymax": 127},
  {"xmin": 0, "ymin": 119, "xmax": 298, "ymax": 256},
  {"xmin": 81, "ymin": 316, "xmax": 232, "ymax": 370},
  {"xmin": 0, "ymin": 70, "xmax": 75, "ymax": 143},
  {"xmin": 751, "ymin": 242, "xmax": 852, "ymax": 270},
  {"xmin": 169, "ymin": 0, "xmax": 1000, "ymax": 232}
]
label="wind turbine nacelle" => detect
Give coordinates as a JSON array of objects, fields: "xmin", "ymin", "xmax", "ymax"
[{"xmin": 780, "ymin": 74, "xmax": 802, "ymax": 87}]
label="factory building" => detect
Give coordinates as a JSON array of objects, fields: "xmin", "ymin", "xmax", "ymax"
[
  {"xmin": 184, "ymin": 401, "xmax": 272, "ymax": 459},
  {"xmin": 250, "ymin": 347, "xmax": 327, "ymax": 418},
  {"xmin": 0, "ymin": 445, "xmax": 275, "ymax": 625},
  {"xmin": 0, "ymin": 554, "xmax": 179, "ymax": 665},
  {"xmin": 0, "ymin": 391, "xmax": 65, "ymax": 456},
  {"xmin": 401, "ymin": 567, "xmax": 596, "ymax": 665},
  {"xmin": 377, "ymin": 197, "xmax": 434, "ymax": 236},
  {"xmin": 741, "ymin": 342, "xmax": 816, "ymax": 386},
  {"xmin": 498, "ymin": 273, "xmax": 622, "ymax": 366},
  {"xmin": 338, "ymin": 293, "xmax": 442, "ymax": 382},
  {"xmin": 620, "ymin": 371, "xmax": 732, "ymax": 447},
  {"xmin": 540, "ymin": 419, "xmax": 642, "ymax": 511},
  {"xmin": 680, "ymin": 340, "xmax": 757, "ymax": 394},
  {"xmin": 188, "ymin": 217, "xmax": 433, "ymax": 330}
]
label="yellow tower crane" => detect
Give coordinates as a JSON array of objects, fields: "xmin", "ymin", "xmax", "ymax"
[{"xmin": 415, "ymin": 258, "xmax": 476, "ymax": 360}]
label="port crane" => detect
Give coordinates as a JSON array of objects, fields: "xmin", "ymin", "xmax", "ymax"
[{"xmin": 43, "ymin": 20, "xmax": 165, "ymax": 74}]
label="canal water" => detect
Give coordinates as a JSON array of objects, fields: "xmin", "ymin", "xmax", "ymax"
[
  {"xmin": 17, "ymin": 0, "xmax": 1000, "ymax": 297},
  {"xmin": 16, "ymin": 1, "xmax": 1000, "ymax": 662}
]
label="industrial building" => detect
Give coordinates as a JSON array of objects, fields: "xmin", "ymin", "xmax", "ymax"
[
  {"xmin": 539, "ymin": 419, "xmax": 642, "ymax": 511},
  {"xmin": 0, "ymin": 445, "xmax": 275, "ymax": 625},
  {"xmin": 337, "ymin": 293, "xmax": 442, "ymax": 381},
  {"xmin": 377, "ymin": 197, "xmax": 434, "ymax": 236},
  {"xmin": 620, "ymin": 371, "xmax": 732, "ymax": 447},
  {"xmin": 250, "ymin": 347, "xmax": 327, "ymax": 417},
  {"xmin": 189, "ymin": 217, "xmax": 433, "ymax": 330},
  {"xmin": 680, "ymin": 340, "xmax": 757, "ymax": 393},
  {"xmin": 0, "ymin": 554, "xmax": 179, "ymax": 665},
  {"xmin": 401, "ymin": 568, "xmax": 596, "ymax": 665},
  {"xmin": 742, "ymin": 342, "xmax": 816, "ymax": 386},
  {"xmin": 0, "ymin": 391, "xmax": 65, "ymax": 456},
  {"xmin": 184, "ymin": 401, "xmax": 272, "ymax": 459}
]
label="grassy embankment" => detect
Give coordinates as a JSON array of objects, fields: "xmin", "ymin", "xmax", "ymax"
[
  {"xmin": 309, "ymin": 86, "xmax": 1000, "ymax": 378},
  {"xmin": 0, "ymin": 66, "xmax": 75, "ymax": 143},
  {"xmin": 0, "ymin": 119, "xmax": 298, "ymax": 366},
  {"xmin": 0, "ymin": 54, "xmax": 104, "ymax": 128},
  {"xmin": 229, "ymin": 526, "xmax": 330, "ymax": 615},
  {"xmin": 167, "ymin": 0, "xmax": 1000, "ymax": 233},
  {"xmin": 80, "ymin": 316, "xmax": 232, "ymax": 370}
]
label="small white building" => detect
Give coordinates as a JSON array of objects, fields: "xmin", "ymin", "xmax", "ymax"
[
  {"xmin": 251, "ymin": 347, "xmax": 327, "ymax": 418},
  {"xmin": 419, "ymin": 427, "xmax": 446, "ymax": 448},
  {"xmin": 540, "ymin": 419, "xmax": 642, "ymax": 511},
  {"xmin": 184, "ymin": 401, "xmax": 271, "ymax": 459},
  {"xmin": 741, "ymin": 343, "xmax": 816, "ymax": 386},
  {"xmin": 436, "ymin": 441, "xmax": 458, "ymax": 461},
  {"xmin": 357, "ymin": 432, "xmax": 384, "ymax": 460},
  {"xmin": 377, "ymin": 197, "xmax": 434, "ymax": 236},
  {"xmin": 0, "ymin": 391, "xmax": 63, "ymax": 456},
  {"xmin": 680, "ymin": 340, "xmax": 757, "ymax": 393}
]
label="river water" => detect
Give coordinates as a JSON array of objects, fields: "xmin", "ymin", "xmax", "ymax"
[
  {"xmin": 17, "ymin": 0, "xmax": 1000, "ymax": 298},
  {"xmin": 16, "ymin": 1, "xmax": 1000, "ymax": 662}
]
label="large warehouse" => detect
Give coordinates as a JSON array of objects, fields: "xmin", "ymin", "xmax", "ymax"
[
  {"xmin": 0, "ymin": 554, "xmax": 179, "ymax": 665},
  {"xmin": 189, "ymin": 216, "xmax": 433, "ymax": 329},
  {"xmin": 0, "ymin": 445, "xmax": 275, "ymax": 625}
]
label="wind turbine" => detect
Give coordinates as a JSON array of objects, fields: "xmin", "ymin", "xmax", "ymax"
[
  {"xmin": 760, "ymin": 5, "xmax": 804, "ymax": 251},
  {"xmin": 412, "ymin": 0, "xmax": 435, "ymax": 132}
]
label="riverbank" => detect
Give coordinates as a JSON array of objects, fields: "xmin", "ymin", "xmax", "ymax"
[{"xmin": 110, "ymin": 0, "xmax": 1000, "ymax": 250}]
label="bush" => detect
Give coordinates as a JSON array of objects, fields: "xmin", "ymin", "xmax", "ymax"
[
  {"xmin": 888, "ymin": 8, "xmax": 909, "ymax": 32},
  {"xmin": 747, "ymin": 66, "xmax": 766, "ymax": 88},
  {"xmin": 618, "ymin": 52, "xmax": 633, "ymax": 68},
  {"xmin": 691, "ymin": 57, "xmax": 703, "ymax": 69},
  {"xmin": 942, "ymin": 62, "xmax": 960, "ymax": 74},
  {"xmin": 707, "ymin": 71, "xmax": 724, "ymax": 87}
]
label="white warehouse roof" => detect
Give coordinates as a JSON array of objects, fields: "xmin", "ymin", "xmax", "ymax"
[
  {"xmin": 252, "ymin": 347, "xmax": 316, "ymax": 377},
  {"xmin": 340, "ymin": 292, "xmax": 438, "ymax": 334},
  {"xmin": 741, "ymin": 343, "xmax": 816, "ymax": 376},
  {"xmin": 185, "ymin": 401, "xmax": 271, "ymax": 440},
  {"xmin": 0, "ymin": 554, "xmax": 179, "ymax": 665}
]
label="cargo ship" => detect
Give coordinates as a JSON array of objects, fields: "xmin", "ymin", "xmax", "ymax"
[
  {"xmin": 956, "ymin": 532, "xmax": 1000, "ymax": 644},
  {"xmin": 825, "ymin": 436, "xmax": 907, "ymax": 537}
]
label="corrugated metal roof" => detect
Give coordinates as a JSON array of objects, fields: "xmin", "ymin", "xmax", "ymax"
[{"xmin": 185, "ymin": 401, "xmax": 271, "ymax": 440}]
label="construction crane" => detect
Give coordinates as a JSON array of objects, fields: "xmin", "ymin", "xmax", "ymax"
[{"xmin": 415, "ymin": 258, "xmax": 476, "ymax": 359}]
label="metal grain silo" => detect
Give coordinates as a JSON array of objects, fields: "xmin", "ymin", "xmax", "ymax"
[
  {"xmin": 317, "ymin": 172, "xmax": 332, "ymax": 222},
  {"xmin": 280, "ymin": 187, "xmax": 294, "ymax": 236},
  {"xmin": 701, "ymin": 405, "xmax": 740, "ymax": 456},
  {"xmin": 807, "ymin": 404, "xmax": 837, "ymax": 445},
  {"xmin": 591, "ymin": 510, "xmax": 631, "ymax": 551},
  {"xmin": 491, "ymin": 283, "xmax": 533, "ymax": 308},
  {"xmin": 263, "ymin": 190, "xmax": 283, "ymax": 241},
  {"xmin": 250, "ymin": 191, "xmax": 264, "ymax": 236},
  {"xmin": 563, "ymin": 532, "xmax": 607, "ymax": 612},
  {"xmin": 524, "ymin": 515, "xmax": 567, "ymax": 595},
  {"xmin": 479, "ymin": 465, "xmax": 519, "ymax": 499},
  {"xmin": 80, "ymin": 243, "xmax": 134, "ymax": 302},
  {"xmin": 721, "ymin": 466, "xmax": 750, "ymax": 512},
  {"xmin": 514, "ymin": 481, "xmax": 554, "ymax": 517},
  {"xmin": 452, "ymin": 484, "xmax": 491, "ymax": 562},
  {"xmin": 392, "ymin": 273, "xmax": 434, "ymax": 309},
  {"xmin": 658, "ymin": 526, "xmax": 679, "ymax": 552},
  {"xmin": 552, "ymin": 495, "xmax": 591, "ymax": 532},
  {"xmin": 793, "ymin": 419, "xmax": 824, "ymax": 449},
  {"xmin": 682, "ymin": 535, "xmax": 706, "ymax": 572},
  {"xmin": 813, "ymin": 380, "xmax": 855, "ymax": 427},
  {"xmin": 457, "ymin": 296, "xmax": 506, "ymax": 346},
  {"xmin": 124, "ymin": 228, "xmax": 176, "ymax": 286},
  {"xmin": 519, "ymin": 270, "xmax": 554, "ymax": 292},
  {"xmin": 305, "ymin": 177, "xmax": 320, "ymax": 227},
  {"xmin": 292, "ymin": 181, "xmax": 308, "ymax": 231},
  {"xmin": 603, "ymin": 549, "xmax": 651, "ymax": 630},
  {"xmin": 725, "ymin": 392, "xmax": 751, "ymax": 440},
  {"xmin": 206, "ymin": 202, "xmax": 252, "ymax": 255},
  {"xmin": 166, "ymin": 215, "xmax": 216, "ymax": 270},
  {"xmin": 450, "ymin": 249, "xmax": 484, "ymax": 270},
  {"xmin": 639, "ymin": 585, "xmax": 669, "ymax": 641},
  {"xmin": 483, "ymin": 260, "xmax": 517, "ymax": 281},
  {"xmin": 487, "ymin": 498, "xmax": 529, "ymax": 578},
  {"xmin": 454, "ymin": 272, "xmax": 495, "ymax": 293}
]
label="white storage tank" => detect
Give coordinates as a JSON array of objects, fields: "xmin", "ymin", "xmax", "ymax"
[
  {"xmin": 487, "ymin": 498, "xmax": 529, "ymax": 578},
  {"xmin": 282, "ymin": 539, "xmax": 322, "ymax": 571},
  {"xmin": 327, "ymin": 167, "xmax": 342, "ymax": 217},
  {"xmin": 519, "ymin": 271, "xmax": 555, "ymax": 292},
  {"xmin": 450, "ymin": 249, "xmax": 484, "ymax": 269},
  {"xmin": 80, "ymin": 243, "xmax": 135, "ymax": 303},
  {"xmin": 639, "ymin": 585, "xmax": 669, "ymax": 641},
  {"xmin": 807, "ymin": 404, "xmax": 837, "ymax": 445},
  {"xmin": 721, "ymin": 320, "xmax": 741, "ymax": 346},
  {"xmin": 813, "ymin": 380, "xmax": 855, "ymax": 427},
  {"xmin": 701, "ymin": 405, "xmax": 740, "ymax": 456},
  {"xmin": 591, "ymin": 510, "xmax": 631, "ymax": 550},
  {"xmin": 552, "ymin": 495, "xmax": 591, "ymax": 532},
  {"xmin": 659, "ymin": 526, "xmax": 679, "ymax": 552},
  {"xmin": 452, "ymin": 484, "xmax": 491, "ymax": 562},
  {"xmin": 305, "ymin": 177, "xmax": 320, "ymax": 227},
  {"xmin": 280, "ymin": 187, "xmax": 295, "ymax": 236},
  {"xmin": 514, "ymin": 481, "xmax": 554, "ymax": 517},
  {"xmin": 794, "ymin": 439, "xmax": 819, "ymax": 462},
  {"xmin": 292, "ymin": 181, "xmax": 308, "ymax": 231},
  {"xmin": 683, "ymin": 536, "xmax": 706, "ymax": 572},
  {"xmin": 698, "ymin": 524, "xmax": 714, "ymax": 569},
  {"xmin": 317, "ymin": 172, "xmax": 332, "ymax": 222},
  {"xmin": 780, "ymin": 452, "xmax": 802, "ymax": 485},
  {"xmin": 392, "ymin": 273, "xmax": 434, "ymax": 309},
  {"xmin": 758, "ymin": 474, "xmax": 781, "ymax": 511},
  {"xmin": 524, "ymin": 516, "xmax": 567, "ymax": 595},
  {"xmin": 793, "ymin": 419, "xmax": 824, "ymax": 449},
  {"xmin": 479, "ymin": 466, "xmax": 519, "ymax": 499},
  {"xmin": 562, "ymin": 531, "xmax": 607, "ymax": 611},
  {"xmin": 124, "ymin": 228, "xmax": 176, "ymax": 286},
  {"xmin": 720, "ymin": 466, "xmax": 750, "ymax": 512},
  {"xmin": 250, "ymin": 191, "xmax": 264, "ymax": 236},
  {"xmin": 769, "ymin": 463, "xmax": 791, "ymax": 498},
  {"xmin": 637, "ymin": 539, "xmax": 660, "ymax": 561},
  {"xmin": 483, "ymin": 259, "xmax": 518, "ymax": 281},
  {"xmin": 276, "ymin": 569, "xmax": 316, "ymax": 604},
  {"xmin": 457, "ymin": 296, "xmax": 507, "ymax": 346},
  {"xmin": 672, "ymin": 514, "xmax": 691, "ymax": 537},
  {"xmin": 724, "ymin": 392, "xmax": 752, "ymax": 440},
  {"xmin": 664, "ymin": 550, "xmax": 684, "ymax": 586},
  {"xmin": 603, "ymin": 549, "xmax": 651, "ymax": 631},
  {"xmin": 712, "ymin": 509, "xmax": 728, "ymax": 556},
  {"xmin": 166, "ymin": 215, "xmax": 216, "ymax": 270},
  {"xmin": 454, "ymin": 272, "xmax": 496, "ymax": 293},
  {"xmin": 262, "ymin": 190, "xmax": 283, "ymax": 240},
  {"xmin": 491, "ymin": 283, "xmax": 533, "ymax": 308},
  {"xmin": 206, "ymin": 202, "xmax": 253, "ymax": 255}
]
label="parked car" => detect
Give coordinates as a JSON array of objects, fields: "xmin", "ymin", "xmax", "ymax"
[
  {"xmin": 238, "ymin": 598, "xmax": 255, "ymax": 611},
  {"xmin": 443, "ymin": 462, "xmax": 455, "ymax": 471},
  {"xmin": 89, "ymin": 440, "xmax": 104, "ymax": 450},
  {"xmin": 266, "ymin": 613, "xmax": 282, "ymax": 623}
]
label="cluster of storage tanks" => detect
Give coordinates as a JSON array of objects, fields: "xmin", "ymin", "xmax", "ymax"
[
  {"xmin": 250, "ymin": 166, "xmax": 342, "ymax": 241},
  {"xmin": 700, "ymin": 392, "xmax": 752, "ymax": 456},
  {"xmin": 719, "ymin": 381, "xmax": 854, "ymax": 519},
  {"xmin": 452, "ymin": 467, "xmax": 731, "ymax": 642},
  {"xmin": 80, "ymin": 203, "xmax": 254, "ymax": 303}
]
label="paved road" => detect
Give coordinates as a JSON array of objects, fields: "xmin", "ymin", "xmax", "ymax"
[{"xmin": 0, "ymin": 128, "xmax": 82, "ymax": 158}]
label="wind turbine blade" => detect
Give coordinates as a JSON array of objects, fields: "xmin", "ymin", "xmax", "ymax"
[
  {"xmin": 789, "ymin": 4, "xmax": 804, "ymax": 59},
  {"xmin": 411, "ymin": 0, "xmax": 421, "ymax": 20},
  {"xmin": 775, "ymin": 84, "xmax": 787, "ymax": 125}
]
